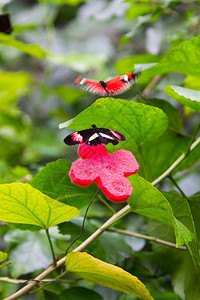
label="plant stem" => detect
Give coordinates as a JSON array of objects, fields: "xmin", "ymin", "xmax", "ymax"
[
  {"xmin": 107, "ymin": 228, "xmax": 186, "ymax": 250},
  {"xmin": 5, "ymin": 136, "xmax": 200, "ymax": 300},
  {"xmin": 45, "ymin": 228, "xmax": 57, "ymax": 267},
  {"xmin": 99, "ymin": 196, "xmax": 116, "ymax": 213},
  {"xmin": 141, "ymin": 75, "xmax": 163, "ymax": 98},
  {"xmin": 0, "ymin": 260, "xmax": 12, "ymax": 269},
  {"xmin": 168, "ymin": 175, "xmax": 189, "ymax": 200},
  {"xmin": 65, "ymin": 188, "xmax": 100, "ymax": 255}
]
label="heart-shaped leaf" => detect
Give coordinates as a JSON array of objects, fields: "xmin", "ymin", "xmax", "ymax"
[
  {"xmin": 0, "ymin": 183, "xmax": 79, "ymax": 228},
  {"xmin": 30, "ymin": 159, "xmax": 98, "ymax": 209},
  {"xmin": 128, "ymin": 175, "xmax": 194, "ymax": 246}
]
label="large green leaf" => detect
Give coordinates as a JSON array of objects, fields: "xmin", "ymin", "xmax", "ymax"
[
  {"xmin": 141, "ymin": 98, "xmax": 182, "ymax": 132},
  {"xmin": 142, "ymin": 35, "xmax": 200, "ymax": 80},
  {"xmin": 66, "ymin": 252, "xmax": 154, "ymax": 300},
  {"xmin": 30, "ymin": 159, "xmax": 98, "ymax": 209},
  {"xmin": 60, "ymin": 98, "xmax": 168, "ymax": 147},
  {"xmin": 0, "ymin": 33, "xmax": 46, "ymax": 59},
  {"xmin": 0, "ymin": 183, "xmax": 79, "ymax": 228},
  {"xmin": 128, "ymin": 175, "xmax": 193, "ymax": 246},
  {"xmin": 147, "ymin": 191, "xmax": 200, "ymax": 300},
  {"xmin": 165, "ymin": 85, "xmax": 200, "ymax": 112}
]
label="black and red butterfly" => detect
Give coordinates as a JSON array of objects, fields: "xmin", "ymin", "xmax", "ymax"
[
  {"xmin": 74, "ymin": 72, "xmax": 139, "ymax": 97},
  {"xmin": 0, "ymin": 14, "xmax": 12, "ymax": 34},
  {"xmin": 64, "ymin": 124, "xmax": 126, "ymax": 146}
]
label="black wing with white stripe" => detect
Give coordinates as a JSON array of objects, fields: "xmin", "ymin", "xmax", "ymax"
[{"xmin": 64, "ymin": 124, "xmax": 126, "ymax": 146}]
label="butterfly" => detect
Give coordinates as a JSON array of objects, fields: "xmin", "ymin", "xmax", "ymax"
[
  {"xmin": 74, "ymin": 72, "xmax": 139, "ymax": 97},
  {"xmin": 64, "ymin": 124, "xmax": 126, "ymax": 146},
  {"xmin": 0, "ymin": 14, "xmax": 13, "ymax": 34}
]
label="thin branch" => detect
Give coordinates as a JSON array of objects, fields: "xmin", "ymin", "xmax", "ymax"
[
  {"xmin": 107, "ymin": 228, "xmax": 186, "ymax": 250},
  {"xmin": 15, "ymin": 175, "xmax": 32, "ymax": 183},
  {"xmin": 151, "ymin": 136, "xmax": 200, "ymax": 186},
  {"xmin": 5, "ymin": 136, "xmax": 200, "ymax": 300},
  {"xmin": 141, "ymin": 75, "xmax": 163, "ymax": 98}
]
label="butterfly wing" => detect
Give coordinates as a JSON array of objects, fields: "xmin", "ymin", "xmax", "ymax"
[
  {"xmin": 64, "ymin": 128, "xmax": 93, "ymax": 145},
  {"xmin": 74, "ymin": 76, "xmax": 107, "ymax": 96},
  {"xmin": 97, "ymin": 128, "xmax": 126, "ymax": 145},
  {"xmin": 64, "ymin": 126, "xmax": 126, "ymax": 146},
  {"xmin": 105, "ymin": 72, "xmax": 139, "ymax": 95}
]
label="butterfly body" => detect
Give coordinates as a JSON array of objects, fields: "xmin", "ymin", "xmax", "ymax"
[
  {"xmin": 74, "ymin": 72, "xmax": 139, "ymax": 97},
  {"xmin": 64, "ymin": 124, "xmax": 126, "ymax": 146}
]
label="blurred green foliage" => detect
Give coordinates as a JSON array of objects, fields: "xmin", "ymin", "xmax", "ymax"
[{"xmin": 0, "ymin": 0, "xmax": 200, "ymax": 299}]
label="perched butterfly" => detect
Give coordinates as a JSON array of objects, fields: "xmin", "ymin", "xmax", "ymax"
[
  {"xmin": 0, "ymin": 14, "xmax": 12, "ymax": 34},
  {"xmin": 74, "ymin": 72, "xmax": 139, "ymax": 97},
  {"xmin": 64, "ymin": 124, "xmax": 126, "ymax": 146}
]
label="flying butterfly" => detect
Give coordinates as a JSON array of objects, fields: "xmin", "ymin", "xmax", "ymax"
[
  {"xmin": 74, "ymin": 72, "xmax": 139, "ymax": 97},
  {"xmin": 0, "ymin": 14, "xmax": 13, "ymax": 34},
  {"xmin": 64, "ymin": 124, "xmax": 126, "ymax": 146}
]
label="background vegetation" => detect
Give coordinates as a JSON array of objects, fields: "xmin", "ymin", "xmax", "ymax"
[{"xmin": 0, "ymin": 0, "xmax": 200, "ymax": 299}]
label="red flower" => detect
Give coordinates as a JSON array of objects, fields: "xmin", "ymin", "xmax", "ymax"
[{"xmin": 69, "ymin": 144, "xmax": 139, "ymax": 202}]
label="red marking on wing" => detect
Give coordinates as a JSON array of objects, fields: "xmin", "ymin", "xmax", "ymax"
[
  {"xmin": 74, "ymin": 76, "xmax": 83, "ymax": 84},
  {"xmin": 105, "ymin": 74, "xmax": 136, "ymax": 95},
  {"xmin": 83, "ymin": 79, "xmax": 107, "ymax": 95},
  {"xmin": 110, "ymin": 130, "xmax": 122, "ymax": 140},
  {"xmin": 71, "ymin": 132, "xmax": 83, "ymax": 143}
]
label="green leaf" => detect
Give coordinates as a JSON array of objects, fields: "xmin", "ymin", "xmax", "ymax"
[
  {"xmin": 141, "ymin": 98, "xmax": 182, "ymax": 132},
  {"xmin": 140, "ymin": 129, "xmax": 190, "ymax": 181},
  {"xmin": 165, "ymin": 85, "xmax": 200, "ymax": 112},
  {"xmin": 30, "ymin": 159, "xmax": 98, "ymax": 209},
  {"xmin": 128, "ymin": 175, "xmax": 193, "ymax": 246},
  {"xmin": 184, "ymin": 75, "xmax": 200, "ymax": 91},
  {"xmin": 174, "ymin": 142, "xmax": 200, "ymax": 173},
  {"xmin": 60, "ymin": 98, "xmax": 168, "ymax": 146},
  {"xmin": 115, "ymin": 54, "xmax": 160, "ymax": 73},
  {"xmin": 53, "ymin": 86, "xmax": 85, "ymax": 104},
  {"xmin": 188, "ymin": 192, "xmax": 200, "ymax": 240},
  {"xmin": 142, "ymin": 35, "xmax": 200, "ymax": 79},
  {"xmin": 6, "ymin": 230, "xmax": 54, "ymax": 277},
  {"xmin": 147, "ymin": 191, "xmax": 200, "ymax": 300},
  {"xmin": 0, "ymin": 251, "xmax": 8, "ymax": 263},
  {"xmin": 0, "ymin": 183, "xmax": 79, "ymax": 228},
  {"xmin": 66, "ymin": 252, "xmax": 154, "ymax": 300},
  {"xmin": 0, "ymin": 33, "xmax": 46, "ymax": 59},
  {"xmin": 126, "ymin": 3, "xmax": 153, "ymax": 19}
]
